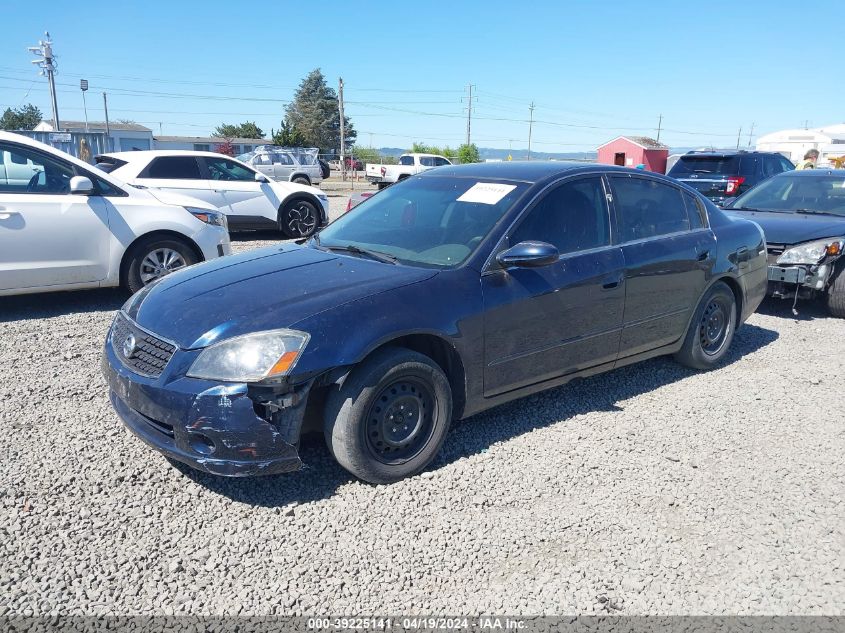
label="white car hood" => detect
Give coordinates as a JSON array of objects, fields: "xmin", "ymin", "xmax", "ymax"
[{"xmin": 142, "ymin": 187, "xmax": 217, "ymax": 211}]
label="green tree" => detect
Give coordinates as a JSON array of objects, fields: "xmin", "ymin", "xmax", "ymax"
[
  {"xmin": 352, "ymin": 147, "xmax": 381, "ymax": 164},
  {"xmin": 457, "ymin": 143, "xmax": 481, "ymax": 164},
  {"xmin": 0, "ymin": 104, "xmax": 43, "ymax": 130},
  {"xmin": 410, "ymin": 142, "xmax": 457, "ymax": 159},
  {"xmin": 212, "ymin": 121, "xmax": 264, "ymax": 139},
  {"xmin": 271, "ymin": 119, "xmax": 306, "ymax": 146},
  {"xmin": 285, "ymin": 69, "xmax": 356, "ymax": 152}
]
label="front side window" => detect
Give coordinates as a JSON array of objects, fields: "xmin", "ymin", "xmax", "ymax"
[
  {"xmin": 434, "ymin": 157, "xmax": 451, "ymax": 166},
  {"xmin": 0, "ymin": 142, "xmax": 71, "ymax": 194},
  {"xmin": 317, "ymin": 176, "xmax": 528, "ymax": 268},
  {"xmin": 419, "ymin": 157, "xmax": 436, "ymax": 167},
  {"xmin": 610, "ymin": 176, "xmax": 691, "ymax": 241},
  {"xmin": 204, "ymin": 157, "xmax": 256, "ymax": 181},
  {"xmin": 146, "ymin": 156, "xmax": 202, "ymax": 180},
  {"xmin": 510, "ymin": 176, "xmax": 610, "ymax": 255}
]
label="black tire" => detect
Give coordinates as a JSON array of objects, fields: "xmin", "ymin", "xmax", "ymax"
[
  {"xmin": 674, "ymin": 281, "xmax": 737, "ymax": 370},
  {"xmin": 826, "ymin": 263, "xmax": 845, "ymax": 318},
  {"xmin": 318, "ymin": 159, "xmax": 331, "ymax": 179},
  {"xmin": 123, "ymin": 236, "xmax": 197, "ymax": 294},
  {"xmin": 324, "ymin": 347, "xmax": 453, "ymax": 484},
  {"xmin": 279, "ymin": 199, "xmax": 319, "ymax": 238},
  {"xmin": 377, "ymin": 182, "xmax": 388, "ymax": 190},
  {"xmin": 292, "ymin": 176, "xmax": 311, "ymax": 186}
]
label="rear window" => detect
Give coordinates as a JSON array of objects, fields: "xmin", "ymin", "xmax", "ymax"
[{"xmin": 669, "ymin": 155, "xmax": 740, "ymax": 177}]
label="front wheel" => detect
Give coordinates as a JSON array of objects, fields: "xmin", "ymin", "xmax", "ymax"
[
  {"xmin": 292, "ymin": 176, "xmax": 311, "ymax": 186},
  {"xmin": 123, "ymin": 237, "xmax": 197, "ymax": 294},
  {"xmin": 324, "ymin": 347, "xmax": 453, "ymax": 484},
  {"xmin": 279, "ymin": 199, "xmax": 319, "ymax": 238},
  {"xmin": 826, "ymin": 263, "xmax": 845, "ymax": 318},
  {"xmin": 674, "ymin": 281, "xmax": 737, "ymax": 370}
]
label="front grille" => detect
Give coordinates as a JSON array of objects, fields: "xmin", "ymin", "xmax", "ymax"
[
  {"xmin": 138, "ymin": 410, "xmax": 175, "ymax": 438},
  {"xmin": 767, "ymin": 242, "xmax": 789, "ymax": 265},
  {"xmin": 110, "ymin": 312, "xmax": 177, "ymax": 379}
]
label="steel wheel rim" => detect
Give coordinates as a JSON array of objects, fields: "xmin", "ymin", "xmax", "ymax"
[
  {"xmin": 287, "ymin": 204, "xmax": 316, "ymax": 236},
  {"xmin": 365, "ymin": 377, "xmax": 436, "ymax": 465},
  {"xmin": 139, "ymin": 248, "xmax": 187, "ymax": 284},
  {"xmin": 699, "ymin": 298, "xmax": 730, "ymax": 355}
]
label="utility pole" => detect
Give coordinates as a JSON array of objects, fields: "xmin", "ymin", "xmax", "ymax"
[
  {"xmin": 527, "ymin": 102, "xmax": 535, "ymax": 160},
  {"xmin": 656, "ymin": 114, "xmax": 663, "ymax": 143},
  {"xmin": 103, "ymin": 92, "xmax": 111, "ymax": 151},
  {"xmin": 28, "ymin": 32, "xmax": 60, "ymax": 131},
  {"xmin": 736, "ymin": 127, "xmax": 742, "ymax": 150},
  {"xmin": 747, "ymin": 122, "xmax": 755, "ymax": 148},
  {"xmin": 80, "ymin": 79, "xmax": 89, "ymax": 132},
  {"xmin": 338, "ymin": 77, "xmax": 346, "ymax": 182},
  {"xmin": 464, "ymin": 83, "xmax": 474, "ymax": 146}
]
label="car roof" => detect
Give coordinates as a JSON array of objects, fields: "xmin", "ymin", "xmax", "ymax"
[
  {"xmin": 771, "ymin": 168, "xmax": 845, "ymax": 177},
  {"xmin": 419, "ymin": 160, "xmax": 638, "ymax": 184},
  {"xmin": 101, "ymin": 149, "xmax": 236, "ymax": 161},
  {"xmin": 679, "ymin": 150, "xmax": 782, "ymax": 157}
]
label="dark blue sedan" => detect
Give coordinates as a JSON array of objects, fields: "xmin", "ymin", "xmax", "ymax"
[{"xmin": 103, "ymin": 162, "xmax": 767, "ymax": 483}]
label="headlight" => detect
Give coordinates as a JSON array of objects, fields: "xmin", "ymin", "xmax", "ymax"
[
  {"xmin": 186, "ymin": 329, "xmax": 310, "ymax": 383},
  {"xmin": 777, "ymin": 238, "xmax": 844, "ymax": 265},
  {"xmin": 186, "ymin": 206, "xmax": 228, "ymax": 228}
]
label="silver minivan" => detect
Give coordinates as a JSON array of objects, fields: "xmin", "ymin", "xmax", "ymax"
[{"xmin": 237, "ymin": 146, "xmax": 323, "ymax": 186}]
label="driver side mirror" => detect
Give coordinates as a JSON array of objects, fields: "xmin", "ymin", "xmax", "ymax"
[
  {"xmin": 254, "ymin": 172, "xmax": 269, "ymax": 183},
  {"xmin": 70, "ymin": 176, "xmax": 94, "ymax": 195},
  {"xmin": 496, "ymin": 241, "xmax": 559, "ymax": 268}
]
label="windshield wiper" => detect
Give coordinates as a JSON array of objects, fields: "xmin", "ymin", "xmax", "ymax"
[
  {"xmin": 325, "ymin": 244, "xmax": 398, "ymax": 264},
  {"xmin": 795, "ymin": 208, "xmax": 840, "ymax": 217}
]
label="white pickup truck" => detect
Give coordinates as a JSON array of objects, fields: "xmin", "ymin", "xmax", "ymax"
[{"xmin": 365, "ymin": 153, "xmax": 452, "ymax": 189}]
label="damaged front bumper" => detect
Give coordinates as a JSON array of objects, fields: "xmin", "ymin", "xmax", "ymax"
[
  {"xmin": 102, "ymin": 337, "xmax": 311, "ymax": 477},
  {"xmin": 767, "ymin": 262, "xmax": 833, "ymax": 299}
]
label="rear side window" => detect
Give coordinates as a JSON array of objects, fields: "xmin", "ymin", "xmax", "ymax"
[
  {"xmin": 669, "ymin": 155, "xmax": 740, "ymax": 177},
  {"xmin": 399, "ymin": 156, "xmax": 414, "ymax": 166},
  {"xmin": 738, "ymin": 155, "xmax": 759, "ymax": 176},
  {"xmin": 610, "ymin": 176, "xmax": 691, "ymax": 241},
  {"xmin": 145, "ymin": 156, "xmax": 201, "ymax": 179},
  {"xmin": 683, "ymin": 191, "xmax": 706, "ymax": 228}
]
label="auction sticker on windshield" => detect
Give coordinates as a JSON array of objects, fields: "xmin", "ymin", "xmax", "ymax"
[{"xmin": 457, "ymin": 182, "xmax": 517, "ymax": 205}]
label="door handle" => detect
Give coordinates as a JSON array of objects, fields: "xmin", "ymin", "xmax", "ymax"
[
  {"xmin": 602, "ymin": 274, "xmax": 624, "ymax": 290},
  {"xmin": 697, "ymin": 250, "xmax": 710, "ymax": 261}
]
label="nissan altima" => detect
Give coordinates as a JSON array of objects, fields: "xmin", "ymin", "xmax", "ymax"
[{"xmin": 103, "ymin": 162, "xmax": 767, "ymax": 484}]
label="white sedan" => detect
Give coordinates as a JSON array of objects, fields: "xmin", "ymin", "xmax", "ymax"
[
  {"xmin": 96, "ymin": 150, "xmax": 330, "ymax": 238},
  {"xmin": 0, "ymin": 132, "xmax": 231, "ymax": 296}
]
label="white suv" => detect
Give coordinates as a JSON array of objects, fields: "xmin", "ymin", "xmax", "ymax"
[
  {"xmin": 96, "ymin": 150, "xmax": 330, "ymax": 237},
  {"xmin": 0, "ymin": 132, "xmax": 231, "ymax": 297}
]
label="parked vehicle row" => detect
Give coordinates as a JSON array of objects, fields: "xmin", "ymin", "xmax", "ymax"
[
  {"xmin": 366, "ymin": 152, "xmax": 452, "ymax": 189},
  {"xmin": 236, "ymin": 146, "xmax": 323, "ymax": 186},
  {"xmin": 0, "ymin": 132, "xmax": 231, "ymax": 296},
  {"xmin": 96, "ymin": 150, "xmax": 329, "ymax": 236},
  {"xmin": 103, "ymin": 162, "xmax": 768, "ymax": 484}
]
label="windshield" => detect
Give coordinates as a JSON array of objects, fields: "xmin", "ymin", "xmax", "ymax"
[
  {"xmin": 316, "ymin": 176, "xmax": 529, "ymax": 268},
  {"xmin": 733, "ymin": 174, "xmax": 845, "ymax": 216},
  {"xmin": 669, "ymin": 155, "xmax": 740, "ymax": 176}
]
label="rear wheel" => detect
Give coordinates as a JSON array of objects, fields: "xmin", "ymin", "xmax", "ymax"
[
  {"xmin": 674, "ymin": 281, "xmax": 737, "ymax": 370},
  {"xmin": 324, "ymin": 347, "xmax": 452, "ymax": 484},
  {"xmin": 279, "ymin": 199, "xmax": 318, "ymax": 238},
  {"xmin": 123, "ymin": 236, "xmax": 197, "ymax": 294},
  {"xmin": 826, "ymin": 263, "xmax": 845, "ymax": 318}
]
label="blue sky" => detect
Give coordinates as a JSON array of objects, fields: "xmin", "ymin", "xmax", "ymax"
[{"xmin": 1, "ymin": 0, "xmax": 842, "ymax": 153}]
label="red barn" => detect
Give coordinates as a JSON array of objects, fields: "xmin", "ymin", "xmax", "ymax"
[{"xmin": 596, "ymin": 136, "xmax": 669, "ymax": 173}]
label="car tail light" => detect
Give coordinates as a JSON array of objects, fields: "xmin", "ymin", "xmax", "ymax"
[
  {"xmin": 380, "ymin": 166, "xmax": 386, "ymax": 177},
  {"xmin": 725, "ymin": 176, "xmax": 746, "ymax": 195}
]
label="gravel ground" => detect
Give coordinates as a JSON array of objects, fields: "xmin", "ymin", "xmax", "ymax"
[{"xmin": 1, "ymin": 223, "xmax": 843, "ymax": 615}]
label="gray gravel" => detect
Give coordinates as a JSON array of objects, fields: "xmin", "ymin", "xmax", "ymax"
[{"xmin": 1, "ymin": 223, "xmax": 843, "ymax": 615}]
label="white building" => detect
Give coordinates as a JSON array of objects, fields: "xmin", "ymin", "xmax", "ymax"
[
  {"xmin": 152, "ymin": 135, "xmax": 272, "ymax": 156},
  {"xmin": 756, "ymin": 123, "xmax": 845, "ymax": 165},
  {"xmin": 33, "ymin": 120, "xmax": 153, "ymax": 152}
]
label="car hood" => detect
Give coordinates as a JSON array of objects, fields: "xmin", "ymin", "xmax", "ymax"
[
  {"xmin": 141, "ymin": 187, "xmax": 217, "ymax": 211},
  {"xmin": 128, "ymin": 244, "xmax": 438, "ymax": 349},
  {"xmin": 725, "ymin": 210, "xmax": 845, "ymax": 244}
]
